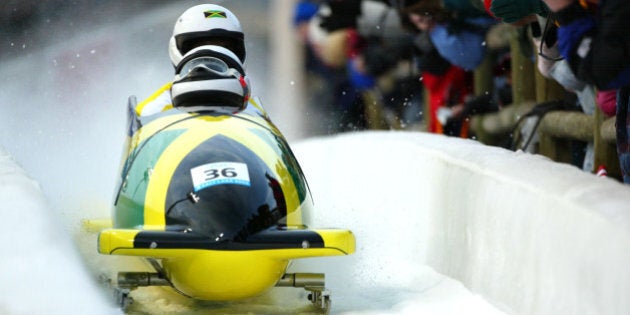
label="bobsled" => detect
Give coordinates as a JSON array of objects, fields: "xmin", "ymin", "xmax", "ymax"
[{"xmin": 96, "ymin": 96, "xmax": 355, "ymax": 310}]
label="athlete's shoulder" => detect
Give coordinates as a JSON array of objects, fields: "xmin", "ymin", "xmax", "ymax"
[{"xmin": 136, "ymin": 82, "xmax": 173, "ymax": 117}]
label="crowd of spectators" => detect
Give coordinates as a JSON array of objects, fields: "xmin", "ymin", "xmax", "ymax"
[{"xmin": 292, "ymin": 0, "xmax": 630, "ymax": 184}]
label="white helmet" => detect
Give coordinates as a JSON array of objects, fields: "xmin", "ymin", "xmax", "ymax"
[
  {"xmin": 171, "ymin": 45, "xmax": 250, "ymax": 110},
  {"xmin": 169, "ymin": 4, "xmax": 246, "ymax": 67}
]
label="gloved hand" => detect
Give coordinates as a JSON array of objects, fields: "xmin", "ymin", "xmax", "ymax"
[
  {"xmin": 490, "ymin": 0, "xmax": 548, "ymax": 24},
  {"xmin": 347, "ymin": 56, "xmax": 375, "ymax": 91}
]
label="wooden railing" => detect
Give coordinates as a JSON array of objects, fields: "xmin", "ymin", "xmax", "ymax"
[
  {"xmin": 358, "ymin": 24, "xmax": 621, "ymax": 180},
  {"xmin": 469, "ymin": 25, "xmax": 621, "ymax": 180}
]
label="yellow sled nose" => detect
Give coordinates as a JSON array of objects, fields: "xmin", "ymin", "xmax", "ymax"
[{"xmin": 98, "ymin": 228, "xmax": 354, "ymax": 300}]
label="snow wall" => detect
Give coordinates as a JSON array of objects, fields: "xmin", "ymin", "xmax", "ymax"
[
  {"xmin": 0, "ymin": 149, "xmax": 118, "ymax": 314},
  {"xmin": 293, "ymin": 131, "xmax": 630, "ymax": 315}
]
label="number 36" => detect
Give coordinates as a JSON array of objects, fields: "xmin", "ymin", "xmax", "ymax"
[{"xmin": 204, "ymin": 167, "xmax": 237, "ymax": 180}]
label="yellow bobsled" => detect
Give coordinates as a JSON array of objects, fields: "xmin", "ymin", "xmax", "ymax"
[{"xmin": 97, "ymin": 96, "xmax": 355, "ymax": 310}]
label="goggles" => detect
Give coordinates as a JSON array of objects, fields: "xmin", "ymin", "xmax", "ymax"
[{"xmin": 178, "ymin": 56, "xmax": 235, "ymax": 78}]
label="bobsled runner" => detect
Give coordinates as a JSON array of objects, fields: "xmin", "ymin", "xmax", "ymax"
[{"xmin": 94, "ymin": 96, "xmax": 355, "ymax": 311}]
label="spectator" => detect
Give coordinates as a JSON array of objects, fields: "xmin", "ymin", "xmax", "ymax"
[
  {"xmin": 441, "ymin": 54, "xmax": 512, "ymax": 138},
  {"xmin": 299, "ymin": 0, "xmax": 423, "ymax": 131},
  {"xmin": 397, "ymin": 1, "xmax": 475, "ymax": 135},
  {"xmin": 485, "ymin": 0, "xmax": 598, "ymax": 170},
  {"xmin": 300, "ymin": 0, "xmax": 370, "ymax": 130},
  {"xmin": 542, "ymin": 0, "xmax": 630, "ymax": 183},
  {"xmin": 402, "ymin": 0, "xmax": 494, "ymax": 71}
]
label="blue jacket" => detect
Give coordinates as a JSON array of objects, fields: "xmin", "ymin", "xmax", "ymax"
[
  {"xmin": 557, "ymin": 0, "xmax": 630, "ymax": 89},
  {"xmin": 429, "ymin": 16, "xmax": 495, "ymax": 71}
]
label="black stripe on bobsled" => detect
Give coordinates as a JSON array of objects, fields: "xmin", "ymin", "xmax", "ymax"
[{"xmin": 133, "ymin": 228, "xmax": 324, "ymax": 250}]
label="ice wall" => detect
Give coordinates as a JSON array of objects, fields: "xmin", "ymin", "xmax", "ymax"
[
  {"xmin": 0, "ymin": 148, "xmax": 119, "ymax": 314},
  {"xmin": 293, "ymin": 131, "xmax": 630, "ymax": 315}
]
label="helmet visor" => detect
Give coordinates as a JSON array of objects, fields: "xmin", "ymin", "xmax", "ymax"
[{"xmin": 178, "ymin": 56, "xmax": 230, "ymax": 78}]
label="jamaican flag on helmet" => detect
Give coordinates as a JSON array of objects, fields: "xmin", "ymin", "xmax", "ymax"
[{"xmin": 204, "ymin": 10, "xmax": 227, "ymax": 18}]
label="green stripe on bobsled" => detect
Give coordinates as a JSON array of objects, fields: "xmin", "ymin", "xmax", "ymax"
[{"xmin": 115, "ymin": 129, "xmax": 186, "ymax": 228}]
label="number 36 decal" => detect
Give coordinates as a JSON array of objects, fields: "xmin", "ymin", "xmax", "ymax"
[{"xmin": 190, "ymin": 162, "xmax": 250, "ymax": 192}]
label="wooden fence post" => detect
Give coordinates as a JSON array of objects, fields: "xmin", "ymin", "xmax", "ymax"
[
  {"xmin": 509, "ymin": 27, "xmax": 536, "ymax": 105},
  {"xmin": 474, "ymin": 50, "xmax": 495, "ymax": 97},
  {"xmin": 594, "ymin": 108, "xmax": 622, "ymax": 179},
  {"xmin": 362, "ymin": 89, "xmax": 390, "ymax": 130}
]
